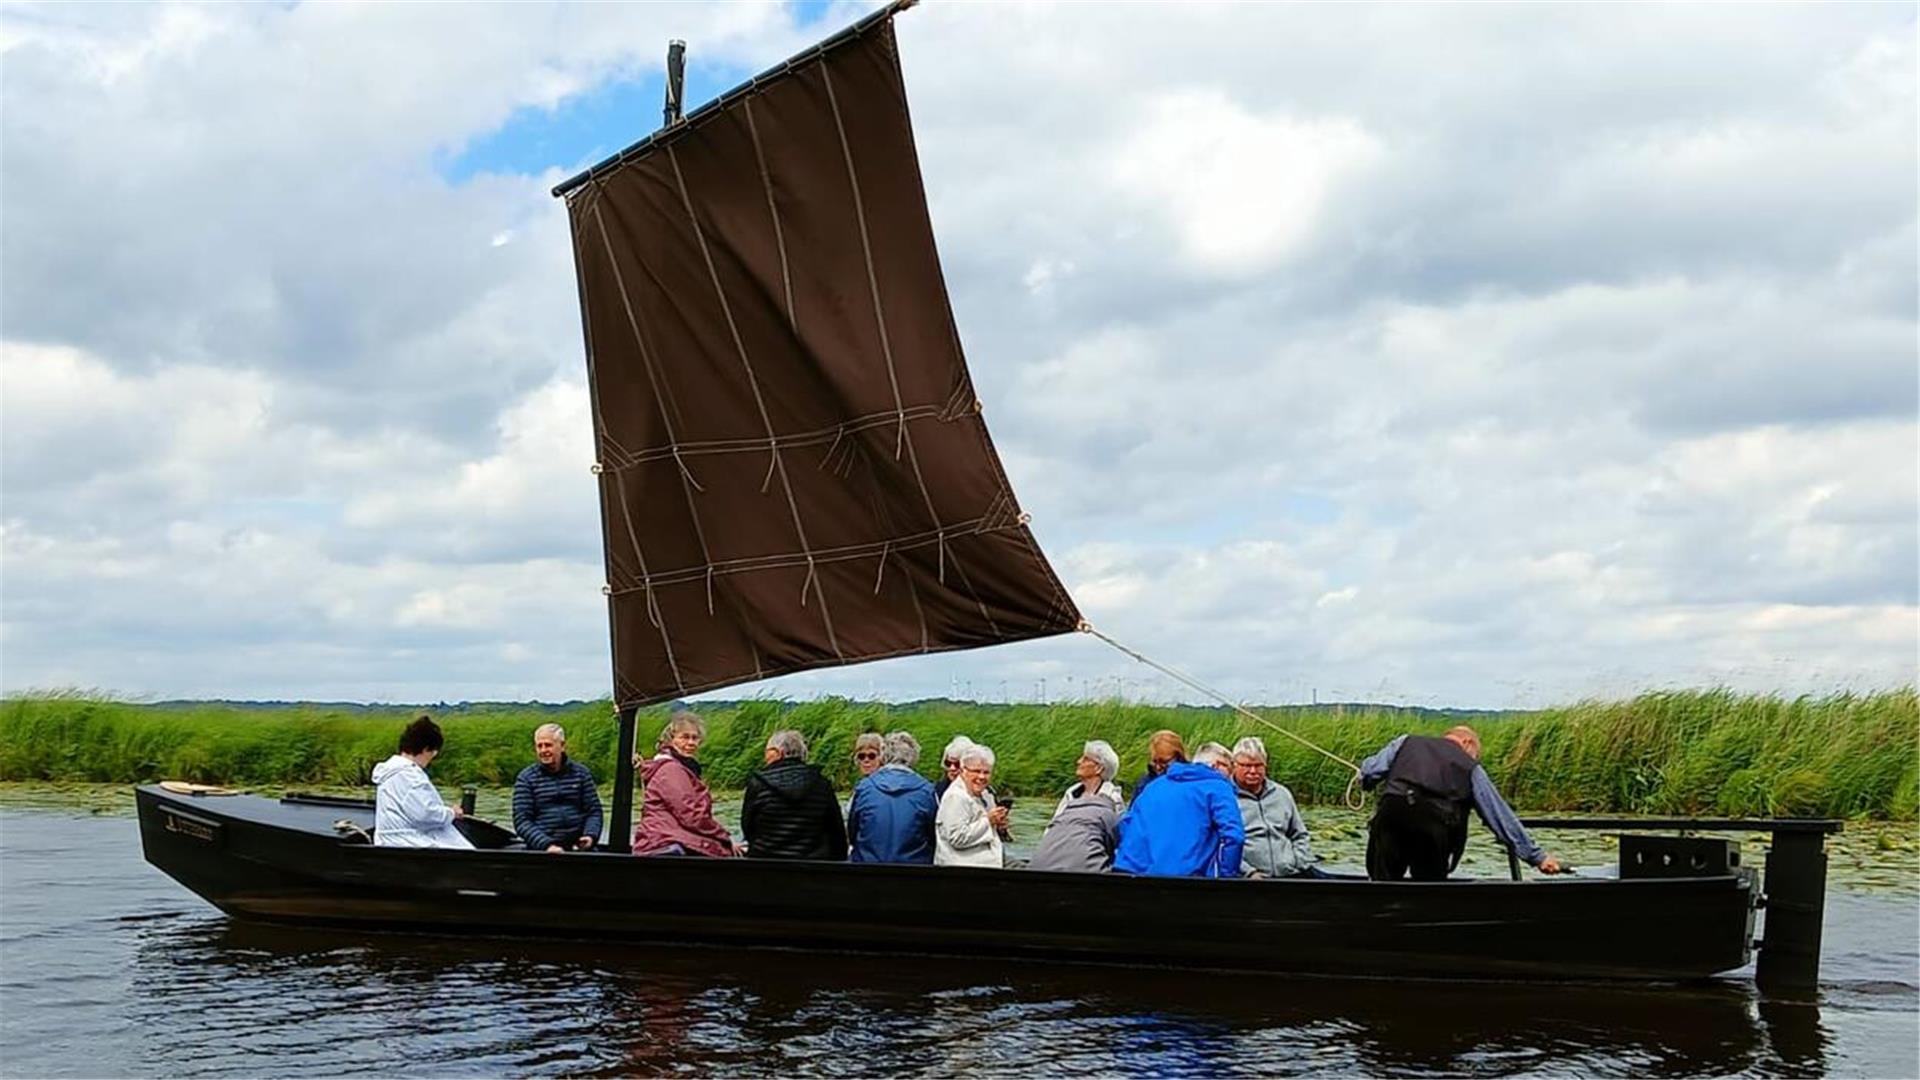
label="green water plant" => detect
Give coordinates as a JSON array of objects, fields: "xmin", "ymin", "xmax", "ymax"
[{"xmin": 0, "ymin": 688, "xmax": 1912, "ymax": 818}]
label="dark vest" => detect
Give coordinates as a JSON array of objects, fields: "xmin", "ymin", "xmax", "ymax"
[{"xmin": 1381, "ymin": 735, "xmax": 1476, "ymax": 816}]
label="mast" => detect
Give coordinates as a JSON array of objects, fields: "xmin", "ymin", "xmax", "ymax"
[
  {"xmin": 662, "ymin": 40, "xmax": 686, "ymax": 128},
  {"xmin": 608, "ymin": 702, "xmax": 638, "ymax": 853},
  {"xmin": 605, "ymin": 32, "xmax": 685, "ymax": 854}
]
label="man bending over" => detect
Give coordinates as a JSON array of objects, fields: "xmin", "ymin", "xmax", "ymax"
[{"xmin": 1360, "ymin": 725, "xmax": 1561, "ymax": 881}]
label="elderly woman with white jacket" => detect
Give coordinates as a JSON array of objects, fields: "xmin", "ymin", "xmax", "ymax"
[
  {"xmin": 372, "ymin": 715, "xmax": 472, "ymax": 849},
  {"xmin": 934, "ymin": 744, "xmax": 1006, "ymax": 867}
]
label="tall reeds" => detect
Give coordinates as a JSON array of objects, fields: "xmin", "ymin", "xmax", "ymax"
[{"xmin": 1, "ymin": 688, "xmax": 1912, "ymax": 818}]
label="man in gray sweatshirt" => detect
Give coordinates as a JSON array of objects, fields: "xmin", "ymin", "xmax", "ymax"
[{"xmin": 1230, "ymin": 736, "xmax": 1320, "ymax": 878}]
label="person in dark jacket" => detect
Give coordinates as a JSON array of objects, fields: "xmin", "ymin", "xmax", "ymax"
[
  {"xmin": 1113, "ymin": 745, "xmax": 1244, "ymax": 877},
  {"xmin": 1360, "ymin": 726, "xmax": 1562, "ymax": 881},
  {"xmin": 847, "ymin": 731, "xmax": 939, "ymax": 864},
  {"xmin": 512, "ymin": 723, "xmax": 603, "ymax": 853},
  {"xmin": 1129, "ymin": 729, "xmax": 1187, "ymax": 800},
  {"xmin": 741, "ymin": 729, "xmax": 847, "ymax": 860}
]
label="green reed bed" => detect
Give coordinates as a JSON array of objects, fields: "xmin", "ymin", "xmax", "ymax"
[{"xmin": 1, "ymin": 689, "xmax": 1913, "ymax": 819}]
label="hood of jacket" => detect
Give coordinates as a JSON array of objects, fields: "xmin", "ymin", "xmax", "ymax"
[
  {"xmin": 752, "ymin": 758, "xmax": 824, "ymax": 803},
  {"xmin": 640, "ymin": 753, "xmax": 688, "ymax": 786},
  {"xmin": 866, "ymin": 765, "xmax": 933, "ymax": 796},
  {"xmin": 371, "ymin": 754, "xmax": 417, "ymax": 786},
  {"xmin": 1054, "ymin": 794, "xmax": 1119, "ymax": 826}
]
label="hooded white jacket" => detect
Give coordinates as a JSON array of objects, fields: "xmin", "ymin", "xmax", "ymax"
[
  {"xmin": 371, "ymin": 755, "xmax": 473, "ymax": 849},
  {"xmin": 934, "ymin": 779, "xmax": 1004, "ymax": 868}
]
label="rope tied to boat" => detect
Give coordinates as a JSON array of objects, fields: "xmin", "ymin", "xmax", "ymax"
[{"xmin": 1079, "ymin": 622, "xmax": 1367, "ymax": 810}]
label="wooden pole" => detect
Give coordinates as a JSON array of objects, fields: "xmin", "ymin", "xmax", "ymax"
[
  {"xmin": 607, "ymin": 705, "xmax": 639, "ymax": 853},
  {"xmin": 1756, "ymin": 829, "xmax": 1829, "ymax": 994}
]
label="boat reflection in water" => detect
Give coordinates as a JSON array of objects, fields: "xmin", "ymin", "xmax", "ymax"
[{"xmin": 125, "ymin": 918, "xmax": 1830, "ymax": 1078}]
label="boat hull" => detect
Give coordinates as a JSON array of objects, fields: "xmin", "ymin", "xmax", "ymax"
[{"xmin": 137, "ymin": 785, "xmax": 1756, "ymax": 982}]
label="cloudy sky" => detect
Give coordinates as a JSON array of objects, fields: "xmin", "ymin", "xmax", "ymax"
[{"xmin": 3, "ymin": 1, "xmax": 1913, "ymax": 708}]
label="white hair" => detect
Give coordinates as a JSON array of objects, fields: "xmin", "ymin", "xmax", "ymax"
[
  {"xmin": 1193, "ymin": 742, "xmax": 1233, "ymax": 768},
  {"xmin": 958, "ymin": 744, "xmax": 996, "ymax": 770},
  {"xmin": 881, "ymin": 730, "xmax": 921, "ymax": 768},
  {"xmin": 534, "ymin": 723, "xmax": 567, "ymax": 743},
  {"xmin": 1081, "ymin": 740, "xmax": 1119, "ymax": 783},
  {"xmin": 767, "ymin": 729, "xmax": 808, "ymax": 761},
  {"xmin": 942, "ymin": 735, "xmax": 977, "ymax": 763},
  {"xmin": 1231, "ymin": 736, "xmax": 1267, "ymax": 764},
  {"xmin": 658, "ymin": 710, "xmax": 706, "ymax": 749}
]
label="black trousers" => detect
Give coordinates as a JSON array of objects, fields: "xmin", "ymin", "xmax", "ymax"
[{"xmin": 1366, "ymin": 793, "xmax": 1468, "ymax": 881}]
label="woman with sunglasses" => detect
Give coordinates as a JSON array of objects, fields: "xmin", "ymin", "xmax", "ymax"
[{"xmin": 851, "ymin": 732, "xmax": 884, "ymax": 779}]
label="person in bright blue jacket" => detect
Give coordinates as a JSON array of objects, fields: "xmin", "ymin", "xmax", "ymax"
[
  {"xmin": 847, "ymin": 731, "xmax": 939, "ymax": 864},
  {"xmin": 1113, "ymin": 743, "xmax": 1245, "ymax": 877}
]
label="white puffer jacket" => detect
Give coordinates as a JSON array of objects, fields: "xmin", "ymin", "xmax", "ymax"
[{"xmin": 371, "ymin": 755, "xmax": 473, "ymax": 849}]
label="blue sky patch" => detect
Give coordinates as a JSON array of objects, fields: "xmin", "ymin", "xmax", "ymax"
[{"xmin": 441, "ymin": 0, "xmax": 850, "ymax": 183}]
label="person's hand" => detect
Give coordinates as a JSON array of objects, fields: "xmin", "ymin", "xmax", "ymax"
[
  {"xmin": 632, "ymin": 752, "xmax": 643, "ymax": 769},
  {"xmin": 545, "ymin": 844, "xmax": 566, "ymax": 854},
  {"xmin": 1539, "ymin": 854, "xmax": 1563, "ymax": 874},
  {"xmin": 574, "ymin": 836, "xmax": 595, "ymax": 851},
  {"xmin": 451, "ymin": 805, "xmax": 467, "ymax": 819},
  {"xmin": 987, "ymin": 806, "xmax": 1010, "ymax": 829}
]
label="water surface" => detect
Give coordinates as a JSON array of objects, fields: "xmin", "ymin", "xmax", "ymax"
[{"xmin": 1, "ymin": 803, "xmax": 1915, "ymax": 1077}]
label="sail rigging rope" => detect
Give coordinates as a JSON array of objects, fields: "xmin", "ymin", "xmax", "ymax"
[{"xmin": 1079, "ymin": 623, "xmax": 1368, "ymax": 810}]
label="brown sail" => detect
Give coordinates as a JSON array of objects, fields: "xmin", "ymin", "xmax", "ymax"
[{"xmin": 561, "ymin": 11, "xmax": 1080, "ymax": 708}]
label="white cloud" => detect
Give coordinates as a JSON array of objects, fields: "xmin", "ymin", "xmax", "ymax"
[
  {"xmin": 1111, "ymin": 90, "xmax": 1382, "ymax": 276},
  {"xmin": 344, "ymin": 377, "xmax": 597, "ymax": 559}
]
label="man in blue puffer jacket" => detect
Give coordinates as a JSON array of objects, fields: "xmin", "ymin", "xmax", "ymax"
[
  {"xmin": 512, "ymin": 723, "xmax": 603, "ymax": 852},
  {"xmin": 847, "ymin": 731, "xmax": 939, "ymax": 864},
  {"xmin": 1114, "ymin": 743, "xmax": 1245, "ymax": 877}
]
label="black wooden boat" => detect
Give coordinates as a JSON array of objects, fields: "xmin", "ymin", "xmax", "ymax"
[
  {"xmin": 137, "ymin": 784, "xmax": 1800, "ymax": 984},
  {"xmin": 137, "ymin": 0, "xmax": 1842, "ymax": 993}
]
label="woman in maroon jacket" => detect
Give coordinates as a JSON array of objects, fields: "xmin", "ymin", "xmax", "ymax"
[{"xmin": 632, "ymin": 712, "xmax": 738, "ymax": 857}]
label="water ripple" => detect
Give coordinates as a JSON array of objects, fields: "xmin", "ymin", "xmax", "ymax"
[{"xmin": 2, "ymin": 808, "xmax": 1917, "ymax": 1077}]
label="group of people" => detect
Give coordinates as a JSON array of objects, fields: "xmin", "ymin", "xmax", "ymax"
[
  {"xmin": 370, "ymin": 715, "xmax": 607, "ymax": 853},
  {"xmin": 372, "ymin": 712, "xmax": 1559, "ymax": 881}
]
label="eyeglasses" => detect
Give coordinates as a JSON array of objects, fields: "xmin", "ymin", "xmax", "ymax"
[{"xmin": 854, "ymin": 751, "xmax": 879, "ymax": 761}]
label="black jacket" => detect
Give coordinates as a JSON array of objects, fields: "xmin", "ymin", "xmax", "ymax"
[{"xmin": 741, "ymin": 758, "xmax": 848, "ymax": 860}]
